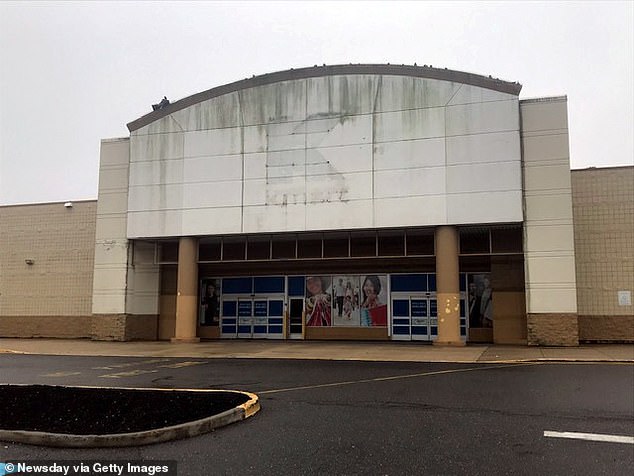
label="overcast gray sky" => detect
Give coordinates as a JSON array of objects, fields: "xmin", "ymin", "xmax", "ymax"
[{"xmin": 0, "ymin": 1, "xmax": 632, "ymax": 205}]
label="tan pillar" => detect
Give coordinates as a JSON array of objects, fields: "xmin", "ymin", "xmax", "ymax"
[
  {"xmin": 171, "ymin": 237, "xmax": 200, "ymax": 343},
  {"xmin": 434, "ymin": 226, "xmax": 464, "ymax": 346}
]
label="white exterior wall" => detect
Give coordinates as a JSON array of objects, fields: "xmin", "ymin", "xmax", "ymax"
[
  {"xmin": 92, "ymin": 138, "xmax": 159, "ymax": 316},
  {"xmin": 521, "ymin": 97, "xmax": 578, "ymax": 314},
  {"xmin": 127, "ymin": 75, "xmax": 523, "ymax": 238}
]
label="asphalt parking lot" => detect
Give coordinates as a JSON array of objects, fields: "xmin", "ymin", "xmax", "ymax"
[{"xmin": 1, "ymin": 354, "xmax": 633, "ymax": 475}]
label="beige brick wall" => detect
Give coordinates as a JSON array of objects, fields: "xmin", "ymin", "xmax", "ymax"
[
  {"xmin": 572, "ymin": 166, "xmax": 634, "ymax": 342},
  {"xmin": 0, "ymin": 201, "xmax": 97, "ymax": 337}
]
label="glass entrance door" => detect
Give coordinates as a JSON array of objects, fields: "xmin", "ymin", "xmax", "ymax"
[
  {"xmin": 237, "ymin": 299, "xmax": 254, "ymax": 338},
  {"xmin": 392, "ymin": 293, "xmax": 466, "ymax": 341},
  {"xmin": 252, "ymin": 299, "xmax": 268, "ymax": 338},
  {"xmin": 391, "ymin": 294, "xmax": 437, "ymax": 341},
  {"xmin": 222, "ymin": 297, "xmax": 285, "ymax": 339},
  {"xmin": 410, "ymin": 298, "xmax": 430, "ymax": 340}
]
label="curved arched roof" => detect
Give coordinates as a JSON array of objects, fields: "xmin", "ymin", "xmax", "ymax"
[{"xmin": 127, "ymin": 64, "xmax": 522, "ymax": 132}]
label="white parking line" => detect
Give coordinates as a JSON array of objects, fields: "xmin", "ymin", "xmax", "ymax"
[
  {"xmin": 99, "ymin": 369, "xmax": 159, "ymax": 378},
  {"xmin": 544, "ymin": 430, "xmax": 634, "ymax": 444}
]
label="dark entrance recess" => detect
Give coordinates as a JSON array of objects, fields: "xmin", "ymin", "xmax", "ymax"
[{"xmin": 289, "ymin": 299, "xmax": 304, "ymax": 335}]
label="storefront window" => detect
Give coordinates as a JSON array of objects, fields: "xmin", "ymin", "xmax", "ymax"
[
  {"xmin": 200, "ymin": 278, "xmax": 220, "ymax": 326},
  {"xmin": 272, "ymin": 236, "xmax": 296, "ymax": 259},
  {"xmin": 378, "ymin": 231, "xmax": 405, "ymax": 256},
  {"xmin": 323, "ymin": 232, "xmax": 349, "ymax": 258},
  {"xmin": 297, "ymin": 234, "xmax": 322, "ymax": 258},
  {"xmin": 460, "ymin": 229, "xmax": 490, "ymax": 254},
  {"xmin": 306, "ymin": 274, "xmax": 388, "ymax": 328},
  {"xmin": 350, "ymin": 232, "xmax": 377, "ymax": 257},
  {"xmin": 223, "ymin": 238, "xmax": 246, "ymax": 260},
  {"xmin": 158, "ymin": 241, "xmax": 179, "ymax": 263},
  {"xmin": 199, "ymin": 239, "xmax": 221, "ymax": 262},
  {"xmin": 467, "ymin": 273, "xmax": 493, "ymax": 328},
  {"xmin": 491, "ymin": 227, "xmax": 523, "ymax": 253},
  {"xmin": 247, "ymin": 236, "xmax": 271, "ymax": 260},
  {"xmin": 406, "ymin": 230, "xmax": 434, "ymax": 256}
]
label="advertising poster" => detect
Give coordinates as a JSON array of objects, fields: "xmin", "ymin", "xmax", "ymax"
[
  {"xmin": 305, "ymin": 276, "xmax": 332, "ymax": 327},
  {"xmin": 359, "ymin": 275, "xmax": 388, "ymax": 327},
  {"xmin": 468, "ymin": 273, "xmax": 493, "ymax": 328},
  {"xmin": 200, "ymin": 278, "xmax": 220, "ymax": 326},
  {"xmin": 332, "ymin": 275, "xmax": 361, "ymax": 327}
]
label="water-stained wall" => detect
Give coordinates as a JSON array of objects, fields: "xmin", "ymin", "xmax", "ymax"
[{"xmin": 127, "ymin": 74, "xmax": 522, "ymax": 238}]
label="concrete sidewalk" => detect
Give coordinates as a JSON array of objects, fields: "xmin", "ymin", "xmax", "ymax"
[{"xmin": 1, "ymin": 338, "xmax": 632, "ymax": 363}]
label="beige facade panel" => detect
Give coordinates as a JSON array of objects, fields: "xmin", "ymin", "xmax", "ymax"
[
  {"xmin": 522, "ymin": 133, "xmax": 570, "ymax": 164},
  {"xmin": 523, "ymin": 193, "xmax": 574, "ymax": 222},
  {"xmin": 92, "ymin": 138, "xmax": 131, "ymax": 316},
  {"xmin": 305, "ymin": 200, "xmax": 374, "ymax": 231},
  {"xmin": 130, "ymin": 131, "xmax": 184, "ymax": 161},
  {"xmin": 95, "ymin": 192, "xmax": 130, "ymax": 216},
  {"xmin": 183, "ymin": 155, "xmax": 243, "ymax": 183},
  {"xmin": 524, "ymin": 163, "xmax": 575, "ymax": 192},
  {"xmin": 374, "ymin": 167, "xmax": 445, "ymax": 199},
  {"xmin": 521, "ymin": 97, "xmax": 577, "ymax": 317},
  {"xmin": 241, "ymin": 203, "xmax": 306, "ymax": 234},
  {"xmin": 91, "ymin": 292, "xmax": 127, "ymax": 315},
  {"xmin": 446, "ymin": 99, "xmax": 519, "ymax": 136},
  {"xmin": 374, "ymin": 196, "xmax": 447, "ymax": 228},
  {"xmin": 126, "ymin": 209, "xmax": 183, "ymax": 238},
  {"xmin": 447, "ymin": 191, "xmax": 523, "ymax": 224},
  {"xmin": 376, "ymin": 75, "xmax": 459, "ymax": 111},
  {"xmin": 129, "ymin": 160, "xmax": 185, "ymax": 187},
  {"xmin": 99, "ymin": 138, "xmax": 131, "ymax": 166},
  {"xmin": 446, "ymin": 131, "xmax": 519, "ymax": 166},
  {"xmin": 446, "ymin": 161, "xmax": 521, "ymax": 193},
  {"xmin": 98, "ymin": 167, "xmax": 131, "ymax": 192},
  {"xmin": 446, "ymin": 84, "xmax": 517, "ymax": 106},
  {"xmin": 95, "ymin": 215, "xmax": 128, "ymax": 241},
  {"xmin": 525, "ymin": 254, "xmax": 577, "ymax": 284},
  {"xmin": 519, "ymin": 97, "xmax": 568, "ymax": 133},
  {"xmin": 93, "ymin": 242, "xmax": 129, "ymax": 266},
  {"xmin": 525, "ymin": 287, "xmax": 579, "ymax": 315},
  {"xmin": 373, "ymin": 107, "xmax": 445, "ymax": 142},
  {"xmin": 128, "ymin": 73, "xmax": 523, "ymax": 239},
  {"xmin": 525, "ymin": 224, "xmax": 576, "ymax": 252},
  {"xmin": 374, "ymin": 138, "xmax": 446, "ymax": 170},
  {"xmin": 182, "ymin": 207, "xmax": 242, "ymax": 235}
]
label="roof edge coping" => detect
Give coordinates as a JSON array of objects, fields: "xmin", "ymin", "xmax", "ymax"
[{"xmin": 127, "ymin": 64, "xmax": 522, "ymax": 132}]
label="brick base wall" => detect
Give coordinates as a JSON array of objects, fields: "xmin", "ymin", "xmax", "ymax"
[
  {"xmin": 527, "ymin": 313, "xmax": 579, "ymax": 346},
  {"xmin": 125, "ymin": 315, "xmax": 158, "ymax": 341},
  {"xmin": 91, "ymin": 314, "xmax": 158, "ymax": 341},
  {"xmin": 578, "ymin": 315, "xmax": 634, "ymax": 343},
  {"xmin": 0, "ymin": 315, "xmax": 91, "ymax": 338}
]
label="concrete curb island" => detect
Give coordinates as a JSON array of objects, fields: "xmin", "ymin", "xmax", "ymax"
[{"xmin": 0, "ymin": 386, "xmax": 260, "ymax": 448}]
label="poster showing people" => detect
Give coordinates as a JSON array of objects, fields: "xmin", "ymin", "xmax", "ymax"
[
  {"xmin": 200, "ymin": 279, "xmax": 220, "ymax": 326},
  {"xmin": 468, "ymin": 274, "xmax": 493, "ymax": 328},
  {"xmin": 305, "ymin": 276, "xmax": 332, "ymax": 327},
  {"xmin": 359, "ymin": 275, "xmax": 388, "ymax": 327},
  {"xmin": 332, "ymin": 276, "xmax": 361, "ymax": 327}
]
